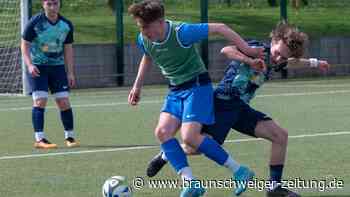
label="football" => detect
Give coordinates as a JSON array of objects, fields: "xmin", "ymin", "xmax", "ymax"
[{"xmin": 102, "ymin": 176, "xmax": 132, "ymax": 197}]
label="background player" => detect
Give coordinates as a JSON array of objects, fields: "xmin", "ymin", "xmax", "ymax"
[{"xmin": 21, "ymin": 0, "xmax": 79, "ymax": 149}]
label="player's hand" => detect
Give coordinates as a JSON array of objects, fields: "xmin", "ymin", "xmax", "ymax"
[
  {"xmin": 249, "ymin": 58, "xmax": 267, "ymax": 72},
  {"xmin": 221, "ymin": 46, "xmax": 246, "ymax": 60},
  {"xmin": 245, "ymin": 47, "xmax": 265, "ymax": 59},
  {"xmin": 28, "ymin": 65, "xmax": 40, "ymax": 77},
  {"xmin": 318, "ymin": 60, "xmax": 330, "ymax": 73},
  {"xmin": 128, "ymin": 87, "xmax": 141, "ymax": 106},
  {"xmin": 68, "ymin": 73, "xmax": 76, "ymax": 88}
]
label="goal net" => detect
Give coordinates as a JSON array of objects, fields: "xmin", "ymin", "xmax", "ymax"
[{"xmin": 0, "ymin": 0, "xmax": 28, "ymax": 95}]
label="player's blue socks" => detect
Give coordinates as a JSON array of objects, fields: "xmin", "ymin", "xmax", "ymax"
[
  {"xmin": 161, "ymin": 138, "xmax": 189, "ymax": 173},
  {"xmin": 198, "ymin": 136, "xmax": 229, "ymax": 165},
  {"xmin": 32, "ymin": 107, "xmax": 45, "ymax": 132},
  {"xmin": 270, "ymin": 164, "xmax": 284, "ymax": 183},
  {"xmin": 60, "ymin": 108, "xmax": 74, "ymax": 131}
]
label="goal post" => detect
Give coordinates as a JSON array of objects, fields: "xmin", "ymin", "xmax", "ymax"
[
  {"xmin": 0, "ymin": 0, "xmax": 30, "ymax": 96},
  {"xmin": 21, "ymin": 0, "xmax": 30, "ymax": 96}
]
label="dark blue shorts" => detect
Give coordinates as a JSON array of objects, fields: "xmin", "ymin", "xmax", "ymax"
[
  {"xmin": 202, "ymin": 96, "xmax": 272, "ymax": 145},
  {"xmin": 29, "ymin": 65, "xmax": 69, "ymax": 94}
]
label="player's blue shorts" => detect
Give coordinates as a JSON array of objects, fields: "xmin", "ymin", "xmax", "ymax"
[
  {"xmin": 202, "ymin": 95, "xmax": 272, "ymax": 145},
  {"xmin": 161, "ymin": 82, "xmax": 215, "ymax": 125},
  {"xmin": 29, "ymin": 65, "xmax": 69, "ymax": 94}
]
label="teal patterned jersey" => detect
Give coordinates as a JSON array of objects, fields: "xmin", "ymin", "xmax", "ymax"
[
  {"xmin": 22, "ymin": 12, "xmax": 74, "ymax": 66},
  {"xmin": 234, "ymin": 63, "xmax": 266, "ymax": 103},
  {"xmin": 215, "ymin": 41, "xmax": 271, "ymax": 103}
]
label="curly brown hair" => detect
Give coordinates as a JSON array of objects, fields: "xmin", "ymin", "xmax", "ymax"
[
  {"xmin": 270, "ymin": 22, "xmax": 309, "ymax": 58},
  {"xmin": 128, "ymin": 0, "xmax": 164, "ymax": 24}
]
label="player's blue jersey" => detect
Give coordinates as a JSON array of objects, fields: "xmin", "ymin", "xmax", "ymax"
[
  {"xmin": 215, "ymin": 41, "xmax": 271, "ymax": 103},
  {"xmin": 22, "ymin": 12, "xmax": 74, "ymax": 66}
]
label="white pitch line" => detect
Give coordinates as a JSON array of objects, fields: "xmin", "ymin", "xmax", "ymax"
[
  {"xmin": 0, "ymin": 146, "xmax": 157, "ymax": 160},
  {"xmin": 266, "ymin": 83, "xmax": 350, "ymax": 88},
  {"xmin": 1, "ymin": 89, "xmax": 350, "ymax": 112},
  {"xmin": 0, "ymin": 100, "xmax": 163, "ymax": 112},
  {"xmin": 225, "ymin": 130, "xmax": 350, "ymax": 143},
  {"xmin": 0, "ymin": 130, "xmax": 349, "ymax": 161},
  {"xmin": 256, "ymin": 89, "xmax": 350, "ymax": 98}
]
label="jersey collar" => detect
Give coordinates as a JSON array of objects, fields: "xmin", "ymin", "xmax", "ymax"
[{"xmin": 152, "ymin": 20, "xmax": 172, "ymax": 45}]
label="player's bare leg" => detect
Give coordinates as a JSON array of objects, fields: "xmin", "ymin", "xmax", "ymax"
[
  {"xmin": 255, "ymin": 120, "xmax": 300, "ymax": 197},
  {"xmin": 255, "ymin": 120, "xmax": 288, "ymax": 165}
]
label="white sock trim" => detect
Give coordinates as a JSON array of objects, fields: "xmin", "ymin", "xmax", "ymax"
[
  {"xmin": 34, "ymin": 132, "xmax": 45, "ymax": 142},
  {"xmin": 224, "ymin": 156, "xmax": 241, "ymax": 173},
  {"xmin": 64, "ymin": 130, "xmax": 74, "ymax": 139},
  {"xmin": 161, "ymin": 152, "xmax": 168, "ymax": 161},
  {"xmin": 179, "ymin": 167, "xmax": 194, "ymax": 181}
]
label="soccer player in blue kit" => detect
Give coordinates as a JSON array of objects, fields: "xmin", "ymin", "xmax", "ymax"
[
  {"xmin": 21, "ymin": 0, "xmax": 79, "ymax": 149},
  {"xmin": 146, "ymin": 22, "xmax": 330, "ymax": 197},
  {"xmin": 128, "ymin": 0, "xmax": 264, "ymax": 196}
]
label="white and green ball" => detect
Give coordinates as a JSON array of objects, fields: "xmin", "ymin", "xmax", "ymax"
[{"xmin": 102, "ymin": 176, "xmax": 132, "ymax": 197}]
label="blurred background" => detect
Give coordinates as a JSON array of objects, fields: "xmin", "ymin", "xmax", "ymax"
[{"xmin": 26, "ymin": 0, "xmax": 350, "ymax": 88}]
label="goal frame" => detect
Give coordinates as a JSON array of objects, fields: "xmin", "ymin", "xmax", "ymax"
[
  {"xmin": 0, "ymin": 0, "xmax": 30, "ymax": 96},
  {"xmin": 20, "ymin": 0, "xmax": 30, "ymax": 96}
]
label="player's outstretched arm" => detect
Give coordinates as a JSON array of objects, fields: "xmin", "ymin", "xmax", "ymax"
[
  {"xmin": 287, "ymin": 58, "xmax": 330, "ymax": 73},
  {"xmin": 221, "ymin": 46, "xmax": 266, "ymax": 72},
  {"xmin": 208, "ymin": 23, "xmax": 264, "ymax": 59},
  {"xmin": 128, "ymin": 54, "xmax": 152, "ymax": 106}
]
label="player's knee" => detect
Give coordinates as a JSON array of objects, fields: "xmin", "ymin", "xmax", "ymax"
[
  {"xmin": 181, "ymin": 132, "xmax": 201, "ymax": 148},
  {"xmin": 154, "ymin": 126, "xmax": 173, "ymax": 142},
  {"xmin": 33, "ymin": 99, "xmax": 47, "ymax": 108},
  {"xmin": 181, "ymin": 143, "xmax": 198, "ymax": 155},
  {"xmin": 56, "ymin": 98, "xmax": 71, "ymax": 110},
  {"xmin": 274, "ymin": 127, "xmax": 288, "ymax": 145},
  {"xmin": 279, "ymin": 128, "xmax": 289, "ymax": 145},
  {"xmin": 182, "ymin": 138, "xmax": 193, "ymax": 148}
]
